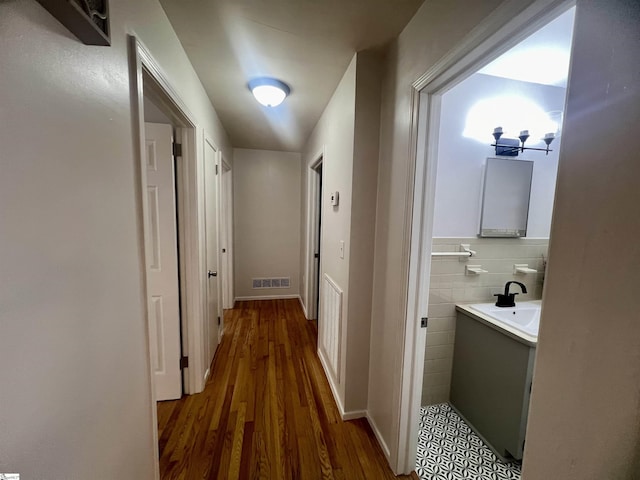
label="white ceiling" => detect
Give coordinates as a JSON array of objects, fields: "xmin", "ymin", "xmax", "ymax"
[
  {"xmin": 479, "ymin": 7, "xmax": 575, "ymax": 87},
  {"xmin": 159, "ymin": 0, "xmax": 425, "ymax": 152}
]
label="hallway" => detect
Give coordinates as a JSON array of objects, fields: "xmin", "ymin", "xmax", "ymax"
[{"xmin": 157, "ymin": 299, "xmax": 412, "ymax": 479}]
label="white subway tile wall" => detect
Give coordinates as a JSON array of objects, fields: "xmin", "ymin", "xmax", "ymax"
[{"xmin": 421, "ymin": 237, "xmax": 548, "ymax": 406}]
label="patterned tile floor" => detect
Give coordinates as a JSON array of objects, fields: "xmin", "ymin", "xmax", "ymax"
[{"xmin": 416, "ymin": 403, "xmax": 522, "ymax": 480}]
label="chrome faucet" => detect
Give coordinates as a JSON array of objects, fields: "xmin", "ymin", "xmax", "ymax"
[{"xmin": 494, "ymin": 281, "xmax": 527, "ymax": 307}]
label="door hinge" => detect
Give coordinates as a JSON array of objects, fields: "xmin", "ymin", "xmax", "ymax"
[
  {"xmin": 173, "ymin": 142, "xmax": 182, "ymax": 157},
  {"xmin": 420, "ymin": 317, "xmax": 428, "ymax": 328},
  {"xmin": 215, "ymin": 164, "xmax": 219, "ymax": 175},
  {"xmin": 180, "ymin": 356, "xmax": 189, "ymax": 369},
  {"xmin": 217, "ymin": 316, "xmax": 221, "ymax": 326}
]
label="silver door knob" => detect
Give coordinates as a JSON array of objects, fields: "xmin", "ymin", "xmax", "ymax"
[{"xmin": 208, "ymin": 270, "xmax": 217, "ymax": 278}]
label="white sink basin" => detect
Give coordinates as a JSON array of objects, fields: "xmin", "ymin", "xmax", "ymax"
[{"xmin": 467, "ymin": 300, "xmax": 541, "ymax": 339}]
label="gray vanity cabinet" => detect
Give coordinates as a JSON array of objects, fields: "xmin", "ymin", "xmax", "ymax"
[{"xmin": 450, "ymin": 308, "xmax": 536, "ymax": 461}]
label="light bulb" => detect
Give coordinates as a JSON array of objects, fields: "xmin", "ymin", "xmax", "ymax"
[
  {"xmin": 248, "ymin": 78, "xmax": 290, "ymax": 108},
  {"xmin": 252, "ymin": 85, "xmax": 287, "ymax": 107}
]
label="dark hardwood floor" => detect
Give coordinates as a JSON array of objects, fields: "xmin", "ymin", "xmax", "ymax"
[{"xmin": 157, "ymin": 299, "xmax": 414, "ymax": 479}]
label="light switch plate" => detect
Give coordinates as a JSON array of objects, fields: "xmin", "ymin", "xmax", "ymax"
[{"xmin": 339, "ymin": 240, "xmax": 344, "ymax": 259}]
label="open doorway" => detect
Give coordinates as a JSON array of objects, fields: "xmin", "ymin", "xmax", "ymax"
[
  {"xmin": 397, "ymin": 3, "xmax": 576, "ymax": 476},
  {"xmin": 130, "ymin": 35, "xmax": 217, "ymax": 479},
  {"xmin": 313, "ymin": 161, "xmax": 323, "ymax": 326},
  {"xmin": 306, "ymin": 156, "xmax": 324, "ymax": 329}
]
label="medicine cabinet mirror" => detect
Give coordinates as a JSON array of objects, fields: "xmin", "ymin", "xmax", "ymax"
[{"xmin": 479, "ymin": 157, "xmax": 534, "ymax": 237}]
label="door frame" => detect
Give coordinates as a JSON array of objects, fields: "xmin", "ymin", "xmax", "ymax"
[
  {"xmin": 129, "ymin": 35, "xmax": 208, "ymax": 479},
  {"xmin": 395, "ymin": 0, "xmax": 574, "ymax": 474},
  {"xmin": 303, "ymin": 148, "xmax": 325, "ymax": 320}
]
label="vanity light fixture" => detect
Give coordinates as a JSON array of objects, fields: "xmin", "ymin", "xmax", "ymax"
[
  {"xmin": 491, "ymin": 126, "xmax": 555, "ymax": 156},
  {"xmin": 248, "ymin": 77, "xmax": 290, "ymax": 107}
]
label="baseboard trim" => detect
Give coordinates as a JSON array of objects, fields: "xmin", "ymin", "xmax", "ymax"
[
  {"xmin": 316, "ymin": 347, "xmax": 366, "ymax": 421},
  {"xmin": 299, "ymin": 296, "xmax": 309, "ymax": 319},
  {"xmin": 235, "ymin": 294, "xmax": 300, "ymax": 301},
  {"xmin": 342, "ymin": 409, "xmax": 367, "ymax": 421},
  {"xmin": 366, "ymin": 412, "xmax": 392, "ymax": 460},
  {"xmin": 317, "ymin": 347, "xmax": 345, "ymax": 413}
]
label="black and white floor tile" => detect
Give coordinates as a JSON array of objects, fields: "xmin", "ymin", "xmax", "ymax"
[{"xmin": 416, "ymin": 403, "xmax": 522, "ymax": 480}]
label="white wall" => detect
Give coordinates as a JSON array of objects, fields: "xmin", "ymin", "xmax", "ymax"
[
  {"xmin": 233, "ymin": 149, "xmax": 301, "ymax": 299},
  {"xmin": 523, "ymin": 1, "xmax": 640, "ymax": 477},
  {"xmin": 434, "ymin": 73, "xmax": 565, "ymax": 238},
  {"xmin": 302, "ymin": 55, "xmax": 357, "ymax": 411},
  {"xmin": 300, "ymin": 51, "xmax": 382, "ymax": 415},
  {"xmin": 0, "ymin": 1, "xmax": 231, "ymax": 478},
  {"xmin": 346, "ymin": 51, "xmax": 382, "ymax": 411}
]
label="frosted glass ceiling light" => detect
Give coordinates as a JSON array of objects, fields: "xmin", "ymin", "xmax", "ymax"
[{"xmin": 248, "ymin": 78, "xmax": 290, "ymax": 107}]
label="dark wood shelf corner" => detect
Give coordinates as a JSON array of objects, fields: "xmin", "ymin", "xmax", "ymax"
[{"xmin": 35, "ymin": 0, "xmax": 111, "ymax": 46}]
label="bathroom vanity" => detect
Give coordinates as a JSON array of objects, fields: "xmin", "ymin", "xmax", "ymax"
[{"xmin": 450, "ymin": 301, "xmax": 540, "ymax": 461}]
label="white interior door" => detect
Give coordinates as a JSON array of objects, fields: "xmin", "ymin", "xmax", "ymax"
[
  {"xmin": 221, "ymin": 164, "xmax": 234, "ymax": 309},
  {"xmin": 144, "ymin": 122, "xmax": 182, "ymax": 401},
  {"xmin": 204, "ymin": 139, "xmax": 220, "ymax": 368}
]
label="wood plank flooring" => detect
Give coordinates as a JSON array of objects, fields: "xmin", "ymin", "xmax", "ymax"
[{"xmin": 158, "ymin": 299, "xmax": 414, "ymax": 479}]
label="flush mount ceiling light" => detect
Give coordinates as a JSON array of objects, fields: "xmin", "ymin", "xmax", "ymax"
[{"xmin": 248, "ymin": 77, "xmax": 290, "ymax": 107}]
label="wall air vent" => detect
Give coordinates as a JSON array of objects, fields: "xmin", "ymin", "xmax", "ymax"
[{"xmin": 252, "ymin": 277, "xmax": 291, "ymax": 289}]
